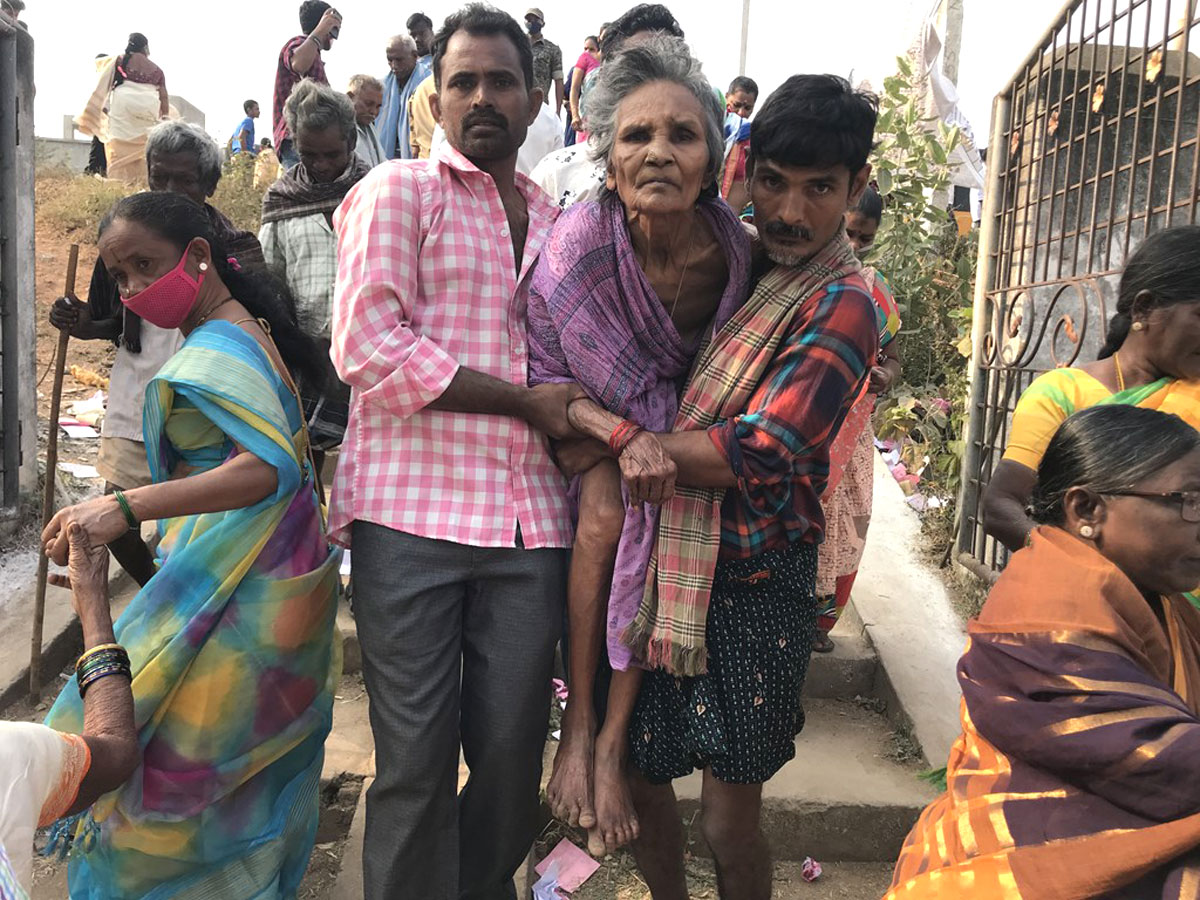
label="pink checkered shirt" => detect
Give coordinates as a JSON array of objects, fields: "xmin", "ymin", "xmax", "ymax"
[{"xmin": 328, "ymin": 143, "xmax": 573, "ymax": 549}]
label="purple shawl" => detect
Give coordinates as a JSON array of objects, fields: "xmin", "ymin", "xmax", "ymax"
[{"xmin": 528, "ymin": 195, "xmax": 751, "ymax": 670}]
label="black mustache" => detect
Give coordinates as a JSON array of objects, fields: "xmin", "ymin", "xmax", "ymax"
[
  {"xmin": 763, "ymin": 221, "xmax": 814, "ymax": 242},
  {"xmin": 462, "ymin": 110, "xmax": 509, "ymax": 131}
]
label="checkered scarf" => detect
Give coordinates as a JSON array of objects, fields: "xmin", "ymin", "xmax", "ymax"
[{"xmin": 623, "ymin": 231, "xmax": 861, "ymax": 676}]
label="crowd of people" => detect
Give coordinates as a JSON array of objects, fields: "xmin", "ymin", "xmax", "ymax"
[{"xmin": 5, "ymin": 1, "xmax": 1200, "ymax": 899}]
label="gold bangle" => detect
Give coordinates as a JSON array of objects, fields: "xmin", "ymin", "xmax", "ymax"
[{"xmin": 76, "ymin": 642, "xmax": 126, "ymax": 673}]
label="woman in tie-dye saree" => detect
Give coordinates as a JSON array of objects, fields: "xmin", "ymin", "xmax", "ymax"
[
  {"xmin": 888, "ymin": 405, "xmax": 1200, "ymax": 900},
  {"xmin": 40, "ymin": 192, "xmax": 340, "ymax": 899}
]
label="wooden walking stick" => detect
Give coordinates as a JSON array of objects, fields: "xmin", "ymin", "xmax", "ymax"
[{"xmin": 30, "ymin": 243, "xmax": 79, "ymax": 699}]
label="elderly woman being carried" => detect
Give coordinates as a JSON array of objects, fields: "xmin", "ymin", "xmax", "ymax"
[{"xmin": 529, "ymin": 33, "xmax": 750, "ymax": 855}]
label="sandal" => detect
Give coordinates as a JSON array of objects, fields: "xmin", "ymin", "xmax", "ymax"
[{"xmin": 811, "ymin": 631, "xmax": 835, "ymax": 654}]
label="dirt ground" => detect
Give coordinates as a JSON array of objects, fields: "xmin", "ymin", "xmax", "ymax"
[{"xmin": 33, "ymin": 177, "xmax": 119, "ymax": 474}]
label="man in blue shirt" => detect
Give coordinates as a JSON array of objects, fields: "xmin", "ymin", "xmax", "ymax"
[
  {"xmin": 374, "ymin": 34, "xmax": 429, "ymax": 159},
  {"xmin": 230, "ymin": 99, "xmax": 260, "ymax": 155}
]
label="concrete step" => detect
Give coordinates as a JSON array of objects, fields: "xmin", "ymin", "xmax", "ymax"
[
  {"xmin": 337, "ymin": 598, "xmax": 880, "ymax": 703},
  {"xmin": 674, "ymin": 698, "xmax": 936, "ymax": 862},
  {"xmin": 804, "ymin": 601, "xmax": 878, "ymax": 700}
]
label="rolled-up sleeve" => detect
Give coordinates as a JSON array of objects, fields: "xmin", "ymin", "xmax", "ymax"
[
  {"xmin": 331, "ymin": 166, "xmax": 459, "ymax": 420},
  {"xmin": 707, "ymin": 280, "xmax": 878, "ymax": 516}
]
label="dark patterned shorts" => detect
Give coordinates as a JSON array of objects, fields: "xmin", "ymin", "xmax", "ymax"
[{"xmin": 629, "ymin": 542, "xmax": 818, "ymax": 785}]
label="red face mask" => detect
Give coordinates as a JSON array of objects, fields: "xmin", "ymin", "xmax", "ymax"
[{"xmin": 120, "ymin": 243, "xmax": 205, "ymax": 329}]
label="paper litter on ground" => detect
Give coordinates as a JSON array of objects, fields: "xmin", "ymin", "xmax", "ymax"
[
  {"xmin": 534, "ymin": 838, "xmax": 600, "ymax": 893},
  {"xmin": 58, "ymin": 418, "xmax": 100, "ymax": 439},
  {"xmin": 58, "ymin": 462, "xmax": 100, "ymax": 479},
  {"xmin": 66, "ymin": 390, "xmax": 106, "ymax": 428}
]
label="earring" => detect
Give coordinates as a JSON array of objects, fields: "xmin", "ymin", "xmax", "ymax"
[
  {"xmin": 199, "ymin": 262, "xmax": 209, "ymax": 272},
  {"xmin": 1132, "ymin": 321, "xmax": 1145, "ymax": 331},
  {"xmin": 1080, "ymin": 525, "xmax": 1095, "ymax": 538}
]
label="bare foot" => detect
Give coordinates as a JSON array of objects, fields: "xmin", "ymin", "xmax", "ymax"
[
  {"xmin": 546, "ymin": 713, "xmax": 597, "ymax": 829},
  {"xmin": 592, "ymin": 729, "xmax": 640, "ymax": 855}
]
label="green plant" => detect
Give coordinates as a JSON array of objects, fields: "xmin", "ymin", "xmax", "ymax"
[{"xmin": 869, "ymin": 56, "xmax": 978, "ymax": 552}]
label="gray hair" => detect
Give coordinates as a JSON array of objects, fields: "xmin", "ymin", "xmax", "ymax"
[
  {"xmin": 347, "ymin": 74, "xmax": 384, "ymax": 95},
  {"xmin": 144, "ymin": 120, "xmax": 222, "ymax": 192},
  {"xmin": 284, "ymin": 78, "xmax": 356, "ymax": 145},
  {"xmin": 388, "ymin": 33, "xmax": 418, "ymax": 54},
  {"xmin": 585, "ymin": 33, "xmax": 724, "ymax": 191}
]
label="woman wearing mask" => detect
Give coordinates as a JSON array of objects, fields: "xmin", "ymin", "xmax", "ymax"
[{"xmin": 40, "ymin": 191, "xmax": 340, "ymax": 900}]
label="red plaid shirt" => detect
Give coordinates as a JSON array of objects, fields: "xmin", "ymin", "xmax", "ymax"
[
  {"xmin": 273, "ymin": 35, "xmax": 328, "ymax": 147},
  {"xmin": 708, "ymin": 274, "xmax": 878, "ymax": 558},
  {"xmin": 328, "ymin": 144, "xmax": 573, "ymax": 550}
]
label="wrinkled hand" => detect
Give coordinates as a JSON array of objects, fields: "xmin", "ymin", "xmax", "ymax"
[
  {"xmin": 49, "ymin": 294, "xmax": 96, "ymax": 339},
  {"xmin": 553, "ymin": 437, "xmax": 609, "ymax": 477},
  {"xmin": 619, "ymin": 431, "xmax": 676, "ymax": 506},
  {"xmin": 526, "ymin": 383, "xmax": 584, "ymax": 441},
  {"xmin": 48, "ymin": 522, "xmax": 110, "ymax": 614},
  {"xmin": 43, "ymin": 495, "xmax": 129, "ymax": 567},
  {"xmin": 868, "ymin": 364, "xmax": 895, "ymax": 394}
]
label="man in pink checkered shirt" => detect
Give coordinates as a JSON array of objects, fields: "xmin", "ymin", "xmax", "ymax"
[{"xmin": 329, "ymin": 6, "xmax": 576, "ymax": 898}]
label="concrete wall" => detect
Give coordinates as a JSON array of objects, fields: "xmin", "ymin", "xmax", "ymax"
[
  {"xmin": 36, "ymin": 137, "xmax": 91, "ymax": 171},
  {"xmin": 169, "ymin": 95, "xmax": 204, "ymax": 129}
]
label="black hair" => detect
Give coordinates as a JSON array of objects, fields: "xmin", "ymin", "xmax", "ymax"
[
  {"xmin": 585, "ymin": 34, "xmax": 599, "ymax": 45},
  {"xmin": 749, "ymin": 74, "xmax": 878, "ymax": 175},
  {"xmin": 260, "ymin": 137, "xmax": 273, "ymax": 148},
  {"xmin": 299, "ymin": 0, "xmax": 332, "ymax": 35},
  {"xmin": 600, "ymin": 4, "xmax": 683, "ymax": 57},
  {"xmin": 1030, "ymin": 406, "xmax": 1200, "ymax": 525},
  {"xmin": 432, "ymin": 4, "xmax": 534, "ymax": 91},
  {"xmin": 728, "ymin": 76, "xmax": 758, "ymax": 98},
  {"xmin": 244, "ymin": 99, "xmax": 259, "ymax": 114},
  {"xmin": 114, "ymin": 33, "xmax": 149, "ymax": 87},
  {"xmin": 852, "ymin": 185, "xmax": 884, "ymax": 223},
  {"xmin": 1098, "ymin": 225, "xmax": 1200, "ymax": 359},
  {"xmin": 407, "ymin": 11, "xmax": 434, "ymax": 31},
  {"xmin": 98, "ymin": 193, "xmax": 324, "ymax": 389}
]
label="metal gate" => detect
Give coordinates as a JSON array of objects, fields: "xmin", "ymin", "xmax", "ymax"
[{"xmin": 957, "ymin": 0, "xmax": 1200, "ymax": 578}]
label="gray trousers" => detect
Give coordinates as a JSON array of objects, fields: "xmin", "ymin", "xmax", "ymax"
[{"xmin": 351, "ymin": 522, "xmax": 567, "ymax": 900}]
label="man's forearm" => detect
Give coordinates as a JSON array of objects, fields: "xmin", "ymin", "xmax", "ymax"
[
  {"xmin": 657, "ymin": 431, "xmax": 737, "ymax": 488},
  {"xmin": 290, "ymin": 37, "xmax": 321, "ymax": 77},
  {"xmin": 427, "ymin": 366, "xmax": 532, "ymax": 420}
]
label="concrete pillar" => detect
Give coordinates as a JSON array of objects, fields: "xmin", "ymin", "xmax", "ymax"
[{"xmin": 0, "ymin": 23, "xmax": 38, "ymax": 504}]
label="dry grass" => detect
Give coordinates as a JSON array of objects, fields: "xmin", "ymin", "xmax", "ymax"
[
  {"xmin": 212, "ymin": 152, "xmax": 266, "ymax": 235},
  {"xmin": 34, "ymin": 155, "xmax": 267, "ymax": 243},
  {"xmin": 35, "ymin": 168, "xmax": 126, "ymax": 241}
]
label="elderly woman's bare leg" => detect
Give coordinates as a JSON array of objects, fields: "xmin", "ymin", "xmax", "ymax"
[
  {"xmin": 547, "ymin": 460, "xmax": 625, "ymax": 831},
  {"xmin": 592, "ymin": 667, "xmax": 644, "ymax": 854}
]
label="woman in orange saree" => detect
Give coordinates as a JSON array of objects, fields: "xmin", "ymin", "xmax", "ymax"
[{"xmin": 888, "ymin": 404, "xmax": 1200, "ymax": 899}]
